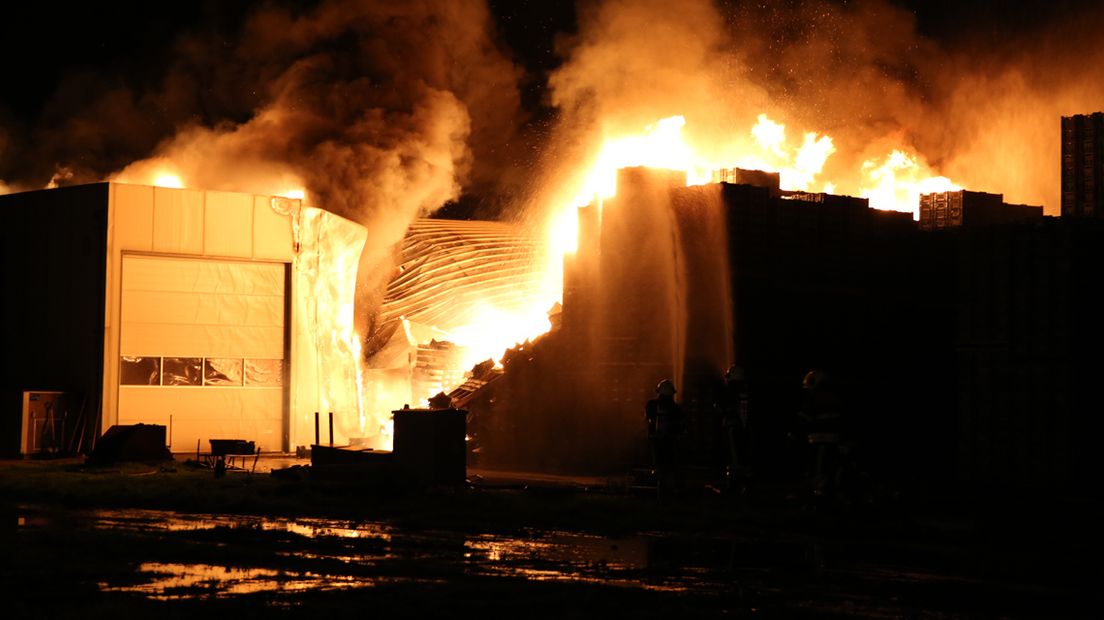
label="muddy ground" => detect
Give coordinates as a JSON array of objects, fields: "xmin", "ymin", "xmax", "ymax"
[{"xmin": 0, "ymin": 459, "xmax": 1099, "ymax": 618}]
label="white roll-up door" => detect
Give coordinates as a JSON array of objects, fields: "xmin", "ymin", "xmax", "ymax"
[{"xmin": 117, "ymin": 255, "xmax": 287, "ymax": 452}]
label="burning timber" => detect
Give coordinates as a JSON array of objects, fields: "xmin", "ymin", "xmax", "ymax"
[{"xmin": 361, "ymin": 218, "xmax": 555, "ymax": 422}]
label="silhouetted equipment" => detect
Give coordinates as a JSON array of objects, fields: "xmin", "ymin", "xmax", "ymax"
[
  {"xmin": 205, "ymin": 439, "xmax": 258, "ymax": 472},
  {"xmin": 919, "ymin": 190, "xmax": 1042, "ymax": 231},
  {"xmin": 427, "ymin": 392, "xmax": 454, "ymax": 409},
  {"xmin": 2, "ymin": 391, "xmax": 88, "ymax": 458},
  {"xmin": 86, "ymin": 424, "xmax": 171, "ymax": 465},
  {"xmin": 310, "ymin": 406, "xmax": 467, "ymax": 487},
  {"xmin": 1062, "ymin": 112, "xmax": 1104, "ymax": 218},
  {"xmin": 209, "ymin": 439, "xmax": 255, "ymax": 455},
  {"xmin": 393, "ymin": 407, "xmax": 467, "ymax": 485}
]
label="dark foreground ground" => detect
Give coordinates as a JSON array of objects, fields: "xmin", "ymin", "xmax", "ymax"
[{"xmin": 0, "ymin": 458, "xmax": 1100, "ymax": 618}]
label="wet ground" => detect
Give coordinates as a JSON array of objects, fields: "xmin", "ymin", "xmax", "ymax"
[{"xmin": 0, "ymin": 459, "xmax": 1099, "ymax": 617}]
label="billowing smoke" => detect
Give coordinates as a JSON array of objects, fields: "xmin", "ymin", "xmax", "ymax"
[
  {"xmin": 534, "ymin": 0, "xmax": 1104, "ymax": 214},
  {"xmin": 8, "ymin": 1, "xmax": 1104, "ymax": 217},
  {"xmin": 2, "ymin": 0, "xmax": 524, "ymax": 235}
]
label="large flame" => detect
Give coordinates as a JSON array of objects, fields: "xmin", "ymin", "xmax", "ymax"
[
  {"xmin": 860, "ymin": 150, "xmax": 962, "ymax": 213},
  {"xmin": 447, "ymin": 301, "xmax": 553, "ymax": 371},
  {"xmin": 548, "ymin": 113, "xmax": 961, "ymax": 264},
  {"xmin": 563, "ymin": 113, "xmax": 957, "ymax": 212}
]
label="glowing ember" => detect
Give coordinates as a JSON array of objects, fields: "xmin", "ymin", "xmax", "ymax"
[
  {"xmin": 448, "ymin": 302, "xmax": 552, "ymax": 371},
  {"xmin": 152, "ymin": 173, "xmax": 185, "ymax": 189}
]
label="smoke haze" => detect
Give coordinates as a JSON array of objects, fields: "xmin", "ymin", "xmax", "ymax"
[
  {"xmin": 536, "ymin": 0, "xmax": 1104, "ymax": 214},
  {"xmin": 3, "ymin": 1, "xmax": 1104, "ymax": 217},
  {"xmin": 2, "ymin": 0, "xmax": 524, "ymax": 240}
]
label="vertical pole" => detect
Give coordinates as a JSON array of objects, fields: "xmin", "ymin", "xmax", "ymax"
[
  {"xmin": 314, "ymin": 412, "xmax": 320, "ymax": 446},
  {"xmin": 328, "ymin": 412, "xmax": 334, "ymax": 446},
  {"xmin": 168, "ymin": 414, "xmax": 173, "ymax": 450}
]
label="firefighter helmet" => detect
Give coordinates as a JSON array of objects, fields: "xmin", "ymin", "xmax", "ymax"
[
  {"xmin": 802, "ymin": 369, "xmax": 826, "ymax": 390},
  {"xmin": 656, "ymin": 379, "xmax": 677, "ymax": 396},
  {"xmin": 725, "ymin": 365, "xmax": 744, "ymax": 382}
]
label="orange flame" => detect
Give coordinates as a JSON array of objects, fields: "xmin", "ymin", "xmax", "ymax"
[
  {"xmin": 152, "ymin": 172, "xmax": 185, "ymax": 189},
  {"xmin": 549, "ymin": 114, "xmax": 961, "ymax": 264},
  {"xmin": 859, "ymin": 150, "xmax": 962, "ymax": 215}
]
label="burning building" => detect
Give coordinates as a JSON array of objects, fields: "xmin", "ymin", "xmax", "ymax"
[
  {"xmin": 467, "ymin": 167, "xmax": 949, "ymax": 477},
  {"xmin": 361, "ymin": 218, "xmax": 555, "ymax": 418},
  {"xmin": 1, "ymin": 183, "xmax": 367, "ymax": 457}
]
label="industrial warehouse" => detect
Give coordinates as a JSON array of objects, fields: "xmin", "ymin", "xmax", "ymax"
[
  {"xmin": 1, "ymin": 182, "xmax": 548, "ymax": 461},
  {"xmin": 5, "ymin": 127, "xmax": 1104, "ymax": 494},
  {"xmin": 2, "ymin": 183, "xmax": 369, "ymax": 456}
]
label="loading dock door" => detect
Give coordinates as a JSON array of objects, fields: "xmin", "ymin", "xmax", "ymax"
[{"xmin": 117, "ymin": 255, "xmax": 287, "ymax": 452}]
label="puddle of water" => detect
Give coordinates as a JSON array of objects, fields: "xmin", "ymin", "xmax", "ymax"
[
  {"xmin": 16, "ymin": 505, "xmax": 741, "ymax": 600},
  {"xmin": 80, "ymin": 508, "xmax": 392, "ymax": 541},
  {"xmin": 463, "ymin": 532, "xmax": 726, "ymax": 592},
  {"xmin": 98, "ymin": 562, "xmax": 418, "ymax": 600},
  {"xmin": 468, "ymin": 532, "xmax": 649, "ymax": 570}
]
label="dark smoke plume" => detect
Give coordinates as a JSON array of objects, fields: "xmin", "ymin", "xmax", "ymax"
[{"xmin": 1, "ymin": 0, "xmax": 524, "ymax": 238}]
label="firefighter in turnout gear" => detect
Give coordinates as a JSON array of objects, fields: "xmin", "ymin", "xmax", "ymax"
[
  {"xmin": 719, "ymin": 365, "xmax": 753, "ymax": 491},
  {"xmin": 796, "ymin": 369, "xmax": 846, "ymax": 501},
  {"xmin": 646, "ymin": 379, "xmax": 686, "ymax": 496}
]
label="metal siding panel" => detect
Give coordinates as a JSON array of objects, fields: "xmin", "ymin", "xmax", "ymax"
[
  {"xmin": 114, "ymin": 184, "xmax": 154, "ymax": 251},
  {"xmin": 153, "ymin": 187, "xmax": 204, "ymax": 254},
  {"xmin": 120, "ymin": 256, "xmax": 286, "ymax": 358},
  {"xmin": 253, "ymin": 196, "xmax": 296, "ymax": 260},
  {"xmin": 118, "ymin": 386, "xmax": 283, "ymax": 452},
  {"xmin": 203, "ymin": 190, "xmax": 253, "ymax": 257}
]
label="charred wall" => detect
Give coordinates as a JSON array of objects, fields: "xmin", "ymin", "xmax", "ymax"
[
  {"xmin": 953, "ymin": 219, "xmax": 1104, "ymax": 490},
  {"xmin": 1, "ymin": 184, "xmax": 109, "ymax": 456}
]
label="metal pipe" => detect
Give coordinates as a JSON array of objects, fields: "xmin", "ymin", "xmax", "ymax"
[
  {"xmin": 328, "ymin": 412, "xmax": 334, "ymax": 446},
  {"xmin": 314, "ymin": 411, "xmax": 320, "ymax": 446}
]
